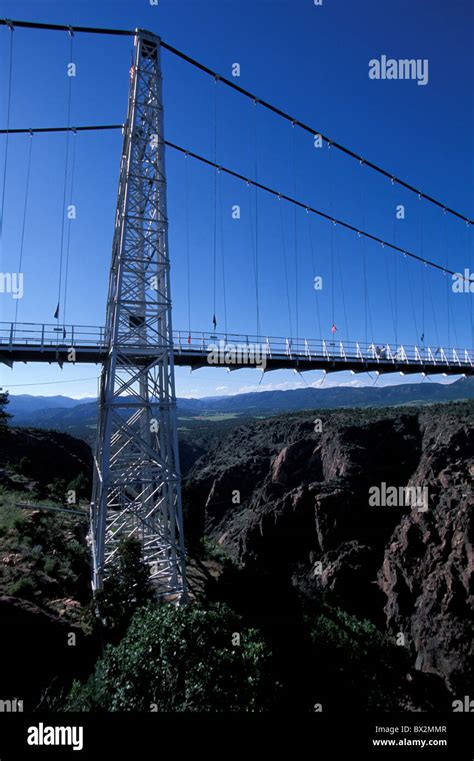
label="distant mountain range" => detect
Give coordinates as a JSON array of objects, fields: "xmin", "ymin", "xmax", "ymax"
[
  {"xmin": 6, "ymin": 377, "xmax": 474, "ymax": 441},
  {"xmin": 7, "ymin": 396, "xmax": 98, "ymax": 441},
  {"xmin": 176, "ymin": 377, "xmax": 474, "ymax": 414}
]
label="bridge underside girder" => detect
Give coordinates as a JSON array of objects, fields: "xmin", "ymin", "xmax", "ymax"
[{"xmin": 2, "ymin": 346, "xmax": 473, "ymax": 376}]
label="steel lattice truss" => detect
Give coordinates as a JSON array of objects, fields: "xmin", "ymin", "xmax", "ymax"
[{"xmin": 90, "ymin": 29, "xmax": 187, "ymax": 601}]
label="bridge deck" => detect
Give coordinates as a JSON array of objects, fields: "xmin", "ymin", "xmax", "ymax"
[{"xmin": 1, "ymin": 323, "xmax": 473, "ymax": 377}]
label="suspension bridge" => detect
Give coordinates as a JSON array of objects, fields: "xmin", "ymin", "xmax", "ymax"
[
  {"xmin": 0, "ymin": 19, "xmax": 472, "ymax": 603},
  {"xmin": 1, "ymin": 322, "xmax": 472, "ymax": 375}
]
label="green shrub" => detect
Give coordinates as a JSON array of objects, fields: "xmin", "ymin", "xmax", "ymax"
[
  {"xmin": 10, "ymin": 577, "xmax": 36, "ymax": 600},
  {"xmin": 67, "ymin": 602, "xmax": 276, "ymax": 712},
  {"xmin": 43, "ymin": 556, "xmax": 57, "ymax": 576},
  {"xmin": 200, "ymin": 536, "xmax": 233, "ymax": 564},
  {"xmin": 307, "ymin": 605, "xmax": 411, "ymax": 710}
]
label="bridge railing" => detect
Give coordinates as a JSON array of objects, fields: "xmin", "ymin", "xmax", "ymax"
[
  {"xmin": 173, "ymin": 329, "xmax": 474, "ymax": 368},
  {"xmin": 1, "ymin": 322, "xmax": 473, "ymax": 369},
  {"xmin": 0, "ymin": 322, "xmax": 107, "ymax": 349}
]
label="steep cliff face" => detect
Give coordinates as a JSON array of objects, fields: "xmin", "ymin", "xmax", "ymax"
[
  {"xmin": 185, "ymin": 402, "xmax": 473, "ymax": 696},
  {"xmin": 378, "ymin": 414, "xmax": 473, "ymax": 695}
]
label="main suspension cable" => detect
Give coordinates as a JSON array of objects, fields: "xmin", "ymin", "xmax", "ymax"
[
  {"xmin": 1, "ymin": 18, "xmax": 472, "ymax": 225},
  {"xmin": 3, "ymin": 125, "xmax": 468, "ymax": 281}
]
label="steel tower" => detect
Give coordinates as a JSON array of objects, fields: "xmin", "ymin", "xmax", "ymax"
[{"xmin": 90, "ymin": 29, "xmax": 187, "ymax": 601}]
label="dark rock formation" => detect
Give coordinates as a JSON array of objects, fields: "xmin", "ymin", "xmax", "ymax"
[
  {"xmin": 0, "ymin": 426, "xmax": 92, "ymax": 488},
  {"xmin": 185, "ymin": 402, "xmax": 473, "ymax": 698},
  {"xmin": 0, "ymin": 595, "xmax": 99, "ymax": 710}
]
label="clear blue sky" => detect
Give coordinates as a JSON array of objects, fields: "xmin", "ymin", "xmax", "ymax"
[{"xmin": 0, "ymin": 0, "xmax": 473, "ymax": 398}]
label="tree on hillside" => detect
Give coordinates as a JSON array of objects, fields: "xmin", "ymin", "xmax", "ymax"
[
  {"xmin": 67, "ymin": 472, "xmax": 91, "ymax": 501},
  {"xmin": 0, "ymin": 391, "xmax": 11, "ymax": 428},
  {"xmin": 49, "ymin": 478, "xmax": 67, "ymax": 505},
  {"xmin": 94, "ymin": 536, "xmax": 156, "ymax": 636}
]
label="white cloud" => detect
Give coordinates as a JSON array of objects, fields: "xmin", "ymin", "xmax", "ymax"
[
  {"xmin": 234, "ymin": 376, "xmax": 363, "ymax": 394},
  {"xmin": 179, "ymin": 389, "xmax": 200, "ymax": 398}
]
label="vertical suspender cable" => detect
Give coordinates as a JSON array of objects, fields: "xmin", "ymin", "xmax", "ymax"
[
  {"xmin": 55, "ymin": 30, "xmax": 74, "ymax": 322},
  {"xmin": 359, "ymin": 161, "xmax": 368, "ymax": 345},
  {"xmin": 361, "ymin": 233, "xmax": 368, "ymax": 346},
  {"xmin": 367, "ymin": 241, "xmax": 376, "ymax": 345},
  {"xmin": 331, "ymin": 222, "xmax": 335, "ymax": 336},
  {"xmin": 469, "ymin": 222, "xmax": 473, "ymax": 349},
  {"xmin": 448, "ymin": 276, "xmax": 460, "ymax": 349},
  {"xmin": 247, "ymin": 183, "xmax": 256, "ymax": 330},
  {"xmin": 462, "ymin": 221, "xmax": 471, "ymax": 350},
  {"xmin": 62, "ymin": 129, "xmax": 77, "ymax": 330},
  {"xmin": 335, "ymin": 223, "xmax": 349, "ymax": 340},
  {"xmin": 448, "ymin": 297, "xmax": 460, "ymax": 349},
  {"xmin": 329, "ymin": 144, "xmax": 335, "ymax": 334},
  {"xmin": 292, "ymin": 121, "xmax": 298, "ymax": 342},
  {"xmin": 384, "ymin": 249, "xmax": 396, "ymax": 343},
  {"xmin": 280, "ymin": 200, "xmax": 293, "ymax": 337},
  {"xmin": 383, "ymin": 180, "xmax": 397, "ymax": 344},
  {"xmin": 421, "ymin": 261, "xmax": 425, "ymax": 346},
  {"xmin": 392, "ymin": 179, "xmax": 398, "ymax": 345},
  {"xmin": 212, "ymin": 76, "xmax": 218, "ymax": 331},
  {"xmin": 428, "ymin": 265, "xmax": 441, "ymax": 348},
  {"xmin": 218, "ymin": 169, "xmax": 228, "ymax": 336},
  {"xmin": 247, "ymin": 102, "xmax": 261, "ymax": 339},
  {"xmin": 185, "ymin": 153, "xmax": 191, "ymax": 342},
  {"xmin": 253, "ymin": 100, "xmax": 260, "ymax": 337},
  {"xmin": 444, "ymin": 209, "xmax": 450, "ymax": 348},
  {"xmin": 307, "ymin": 210, "xmax": 322, "ymax": 341},
  {"xmin": 407, "ymin": 255, "xmax": 420, "ymax": 345},
  {"xmin": 419, "ymin": 195, "xmax": 425, "ymax": 346},
  {"xmin": 0, "ymin": 24, "xmax": 14, "ymax": 261},
  {"xmin": 14, "ymin": 131, "xmax": 33, "ymax": 323}
]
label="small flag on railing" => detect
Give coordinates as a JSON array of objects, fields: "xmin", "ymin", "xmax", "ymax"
[
  {"xmin": 54, "ymin": 303, "xmax": 59, "ymax": 320},
  {"xmin": 331, "ymin": 323, "xmax": 337, "ymax": 334},
  {"xmin": 187, "ymin": 334, "xmax": 191, "ymax": 344}
]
